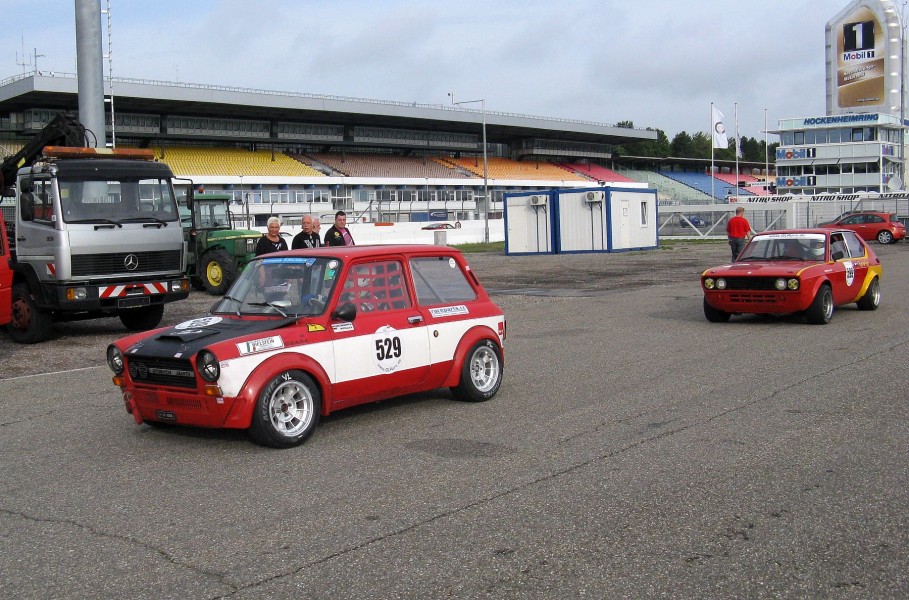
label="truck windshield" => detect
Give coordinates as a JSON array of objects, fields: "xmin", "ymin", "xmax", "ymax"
[{"xmin": 59, "ymin": 178, "xmax": 179, "ymax": 224}]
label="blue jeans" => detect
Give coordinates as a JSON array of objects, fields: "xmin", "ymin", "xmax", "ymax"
[{"xmin": 728, "ymin": 237, "xmax": 747, "ymax": 261}]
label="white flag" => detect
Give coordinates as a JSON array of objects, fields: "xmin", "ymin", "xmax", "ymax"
[{"xmin": 712, "ymin": 106, "xmax": 728, "ymax": 149}]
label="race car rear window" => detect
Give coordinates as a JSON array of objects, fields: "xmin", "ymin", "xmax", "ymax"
[{"xmin": 410, "ymin": 256, "xmax": 477, "ymax": 305}]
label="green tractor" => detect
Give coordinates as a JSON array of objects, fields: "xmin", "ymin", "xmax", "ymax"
[{"xmin": 182, "ymin": 193, "xmax": 261, "ymax": 295}]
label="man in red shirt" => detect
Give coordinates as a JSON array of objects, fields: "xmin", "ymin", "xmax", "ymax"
[{"xmin": 726, "ymin": 206, "xmax": 752, "ymax": 261}]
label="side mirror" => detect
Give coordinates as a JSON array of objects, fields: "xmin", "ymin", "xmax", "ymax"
[
  {"xmin": 331, "ymin": 301, "xmax": 357, "ymax": 322},
  {"xmin": 831, "ymin": 250, "xmax": 844, "ymax": 261}
]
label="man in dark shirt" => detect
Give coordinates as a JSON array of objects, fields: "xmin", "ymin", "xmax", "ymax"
[
  {"xmin": 291, "ymin": 214, "xmax": 321, "ymax": 249},
  {"xmin": 324, "ymin": 211, "xmax": 355, "ymax": 246}
]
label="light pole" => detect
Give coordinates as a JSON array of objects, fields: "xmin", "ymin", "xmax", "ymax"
[{"xmin": 449, "ymin": 93, "xmax": 489, "ymax": 243}]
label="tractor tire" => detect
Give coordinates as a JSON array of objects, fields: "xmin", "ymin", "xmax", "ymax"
[{"xmin": 200, "ymin": 249, "xmax": 238, "ymax": 295}]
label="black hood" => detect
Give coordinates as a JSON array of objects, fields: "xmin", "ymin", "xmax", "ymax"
[{"xmin": 128, "ymin": 316, "xmax": 295, "ymax": 358}]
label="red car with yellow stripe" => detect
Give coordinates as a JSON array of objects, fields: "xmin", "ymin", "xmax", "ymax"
[
  {"xmin": 107, "ymin": 245, "xmax": 505, "ymax": 448},
  {"xmin": 701, "ymin": 229, "xmax": 882, "ymax": 324}
]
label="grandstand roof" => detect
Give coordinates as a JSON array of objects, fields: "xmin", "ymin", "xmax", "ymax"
[{"xmin": 0, "ymin": 73, "xmax": 656, "ymax": 147}]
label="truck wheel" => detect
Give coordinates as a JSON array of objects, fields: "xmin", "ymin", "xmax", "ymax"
[
  {"xmin": 7, "ymin": 283, "xmax": 53, "ymax": 344},
  {"xmin": 450, "ymin": 339, "xmax": 503, "ymax": 402},
  {"xmin": 200, "ymin": 249, "xmax": 238, "ymax": 295},
  {"xmin": 119, "ymin": 304, "xmax": 164, "ymax": 331},
  {"xmin": 249, "ymin": 370, "xmax": 321, "ymax": 448}
]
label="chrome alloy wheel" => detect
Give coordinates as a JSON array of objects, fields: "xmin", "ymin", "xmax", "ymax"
[
  {"xmin": 469, "ymin": 345, "xmax": 501, "ymax": 394},
  {"xmin": 267, "ymin": 379, "xmax": 315, "ymax": 437}
]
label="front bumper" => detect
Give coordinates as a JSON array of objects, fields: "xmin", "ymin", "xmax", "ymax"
[{"xmin": 703, "ymin": 290, "xmax": 812, "ymax": 314}]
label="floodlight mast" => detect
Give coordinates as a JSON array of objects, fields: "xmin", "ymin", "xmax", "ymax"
[{"xmin": 449, "ymin": 92, "xmax": 489, "ymax": 243}]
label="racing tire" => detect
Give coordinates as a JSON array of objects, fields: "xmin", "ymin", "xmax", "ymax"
[
  {"xmin": 450, "ymin": 339, "xmax": 503, "ymax": 402},
  {"xmin": 249, "ymin": 370, "xmax": 321, "ymax": 448},
  {"xmin": 856, "ymin": 277, "xmax": 881, "ymax": 311},
  {"xmin": 119, "ymin": 304, "xmax": 165, "ymax": 331},
  {"xmin": 200, "ymin": 249, "xmax": 238, "ymax": 295},
  {"xmin": 806, "ymin": 284, "xmax": 834, "ymax": 325},
  {"xmin": 7, "ymin": 283, "xmax": 53, "ymax": 344},
  {"xmin": 703, "ymin": 298, "xmax": 731, "ymax": 323},
  {"xmin": 877, "ymin": 230, "xmax": 894, "ymax": 244}
]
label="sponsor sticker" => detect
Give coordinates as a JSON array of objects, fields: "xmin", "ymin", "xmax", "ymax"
[
  {"xmin": 332, "ymin": 322, "xmax": 354, "ymax": 332},
  {"xmin": 307, "ymin": 324, "xmax": 326, "ymax": 332},
  {"xmin": 429, "ymin": 305, "xmax": 469, "ymax": 318},
  {"xmin": 175, "ymin": 316, "xmax": 223, "ymax": 330},
  {"xmin": 236, "ymin": 335, "xmax": 285, "ymax": 356}
]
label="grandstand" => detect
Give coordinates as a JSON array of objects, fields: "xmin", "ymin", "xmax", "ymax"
[{"xmin": 0, "ymin": 72, "xmax": 775, "ymax": 226}]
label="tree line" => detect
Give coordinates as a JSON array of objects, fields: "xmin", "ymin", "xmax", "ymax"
[{"xmin": 614, "ymin": 121, "xmax": 779, "ymax": 163}]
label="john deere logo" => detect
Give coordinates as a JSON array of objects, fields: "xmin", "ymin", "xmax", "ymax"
[{"xmin": 124, "ymin": 254, "xmax": 139, "ymax": 270}]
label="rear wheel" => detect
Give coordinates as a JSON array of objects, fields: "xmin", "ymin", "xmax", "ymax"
[
  {"xmin": 249, "ymin": 370, "xmax": 321, "ymax": 448},
  {"xmin": 451, "ymin": 339, "xmax": 503, "ymax": 402},
  {"xmin": 703, "ymin": 298, "xmax": 731, "ymax": 323},
  {"xmin": 119, "ymin": 304, "xmax": 164, "ymax": 331},
  {"xmin": 856, "ymin": 277, "xmax": 881, "ymax": 311},
  {"xmin": 7, "ymin": 283, "xmax": 53, "ymax": 343},
  {"xmin": 877, "ymin": 230, "xmax": 894, "ymax": 244},
  {"xmin": 200, "ymin": 249, "xmax": 238, "ymax": 295},
  {"xmin": 806, "ymin": 284, "xmax": 834, "ymax": 324}
]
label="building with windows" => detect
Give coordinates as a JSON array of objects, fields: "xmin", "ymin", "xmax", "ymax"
[{"xmin": 773, "ymin": 0, "xmax": 908, "ymax": 195}]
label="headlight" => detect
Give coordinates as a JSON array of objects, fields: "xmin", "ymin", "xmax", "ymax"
[
  {"xmin": 197, "ymin": 350, "xmax": 220, "ymax": 382},
  {"xmin": 107, "ymin": 345, "xmax": 125, "ymax": 374},
  {"xmin": 787, "ymin": 278, "xmax": 799, "ymax": 290},
  {"xmin": 775, "ymin": 278, "xmax": 787, "ymax": 291},
  {"xmin": 716, "ymin": 278, "xmax": 727, "ymax": 290},
  {"xmin": 703, "ymin": 278, "xmax": 715, "ymax": 290}
]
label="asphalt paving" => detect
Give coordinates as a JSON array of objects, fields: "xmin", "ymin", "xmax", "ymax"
[{"xmin": 1, "ymin": 241, "xmax": 907, "ymax": 599}]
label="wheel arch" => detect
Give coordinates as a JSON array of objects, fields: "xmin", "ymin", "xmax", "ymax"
[
  {"xmin": 223, "ymin": 351, "xmax": 333, "ymax": 428},
  {"xmin": 11, "ymin": 263, "xmax": 51, "ymax": 306},
  {"xmin": 440, "ymin": 325, "xmax": 504, "ymax": 388}
]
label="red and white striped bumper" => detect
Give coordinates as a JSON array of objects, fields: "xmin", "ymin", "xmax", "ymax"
[{"xmin": 99, "ymin": 282, "xmax": 169, "ymax": 298}]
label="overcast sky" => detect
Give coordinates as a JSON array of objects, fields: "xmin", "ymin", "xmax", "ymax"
[{"xmin": 0, "ymin": 0, "xmax": 850, "ymax": 141}]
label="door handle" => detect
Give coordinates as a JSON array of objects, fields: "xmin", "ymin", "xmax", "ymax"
[{"xmin": 407, "ymin": 315, "xmax": 423, "ymax": 324}]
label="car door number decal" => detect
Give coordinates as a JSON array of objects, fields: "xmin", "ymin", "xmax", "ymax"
[
  {"xmin": 373, "ymin": 326, "xmax": 404, "ymax": 373},
  {"xmin": 844, "ymin": 261, "xmax": 855, "ymax": 286}
]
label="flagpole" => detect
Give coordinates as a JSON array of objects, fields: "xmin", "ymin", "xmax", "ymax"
[
  {"xmin": 764, "ymin": 108, "xmax": 769, "ymax": 194},
  {"xmin": 710, "ymin": 102, "xmax": 715, "ymax": 202},
  {"xmin": 734, "ymin": 102, "xmax": 740, "ymax": 199}
]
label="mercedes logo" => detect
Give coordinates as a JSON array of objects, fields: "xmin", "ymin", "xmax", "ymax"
[{"xmin": 124, "ymin": 254, "xmax": 139, "ymax": 271}]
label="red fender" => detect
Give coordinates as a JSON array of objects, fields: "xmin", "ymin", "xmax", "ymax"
[
  {"xmin": 223, "ymin": 352, "xmax": 334, "ymax": 428},
  {"xmin": 440, "ymin": 325, "xmax": 504, "ymax": 388}
]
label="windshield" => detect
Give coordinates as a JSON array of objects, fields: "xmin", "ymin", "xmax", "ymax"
[
  {"xmin": 60, "ymin": 178, "xmax": 179, "ymax": 223},
  {"xmin": 212, "ymin": 256, "xmax": 341, "ymax": 317},
  {"xmin": 739, "ymin": 233, "xmax": 827, "ymax": 262},
  {"xmin": 194, "ymin": 200, "xmax": 231, "ymax": 229}
]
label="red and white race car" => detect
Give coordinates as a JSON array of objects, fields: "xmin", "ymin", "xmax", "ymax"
[{"xmin": 107, "ymin": 245, "xmax": 506, "ymax": 448}]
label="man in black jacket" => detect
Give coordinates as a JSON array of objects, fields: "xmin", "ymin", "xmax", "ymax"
[
  {"xmin": 324, "ymin": 211, "xmax": 355, "ymax": 246},
  {"xmin": 291, "ymin": 214, "xmax": 321, "ymax": 249}
]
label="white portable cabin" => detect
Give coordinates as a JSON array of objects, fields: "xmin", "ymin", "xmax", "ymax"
[
  {"xmin": 556, "ymin": 187, "xmax": 658, "ymax": 253},
  {"xmin": 503, "ymin": 187, "xmax": 658, "ymax": 255},
  {"xmin": 503, "ymin": 191, "xmax": 555, "ymax": 255}
]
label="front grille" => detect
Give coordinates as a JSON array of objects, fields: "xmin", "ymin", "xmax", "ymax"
[
  {"xmin": 128, "ymin": 356, "xmax": 197, "ymax": 389},
  {"xmin": 72, "ymin": 250, "xmax": 181, "ymax": 276},
  {"xmin": 722, "ymin": 277, "xmax": 784, "ymax": 291},
  {"xmin": 728, "ymin": 292, "xmax": 783, "ymax": 305}
]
